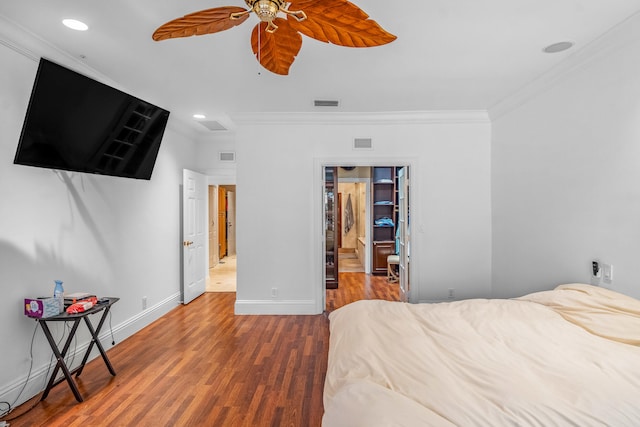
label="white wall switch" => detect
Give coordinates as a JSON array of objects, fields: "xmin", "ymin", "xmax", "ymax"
[{"xmin": 602, "ymin": 263, "xmax": 613, "ymax": 283}]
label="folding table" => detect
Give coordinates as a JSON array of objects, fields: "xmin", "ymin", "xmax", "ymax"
[{"xmin": 30, "ymin": 297, "xmax": 119, "ymax": 402}]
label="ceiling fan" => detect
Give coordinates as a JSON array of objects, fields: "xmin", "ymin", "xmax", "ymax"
[{"xmin": 152, "ymin": 0, "xmax": 397, "ymax": 75}]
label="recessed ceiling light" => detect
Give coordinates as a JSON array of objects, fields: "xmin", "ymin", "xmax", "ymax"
[
  {"xmin": 193, "ymin": 114, "xmax": 206, "ymax": 119},
  {"xmin": 543, "ymin": 41, "xmax": 574, "ymax": 54},
  {"xmin": 62, "ymin": 19, "xmax": 88, "ymax": 31}
]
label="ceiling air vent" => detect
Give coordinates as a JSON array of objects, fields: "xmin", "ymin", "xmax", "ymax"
[
  {"xmin": 314, "ymin": 99, "xmax": 339, "ymax": 107},
  {"xmin": 198, "ymin": 120, "xmax": 227, "ymax": 131},
  {"xmin": 219, "ymin": 151, "xmax": 236, "ymax": 162},
  {"xmin": 353, "ymin": 138, "xmax": 373, "ymax": 150}
]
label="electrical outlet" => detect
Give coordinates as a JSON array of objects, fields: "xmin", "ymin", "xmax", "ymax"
[
  {"xmin": 271, "ymin": 288, "xmax": 278, "ymax": 298},
  {"xmin": 591, "ymin": 260, "xmax": 601, "ymax": 279},
  {"xmin": 448, "ymin": 288, "xmax": 454, "ymax": 299},
  {"xmin": 142, "ymin": 296, "xmax": 148, "ymax": 310}
]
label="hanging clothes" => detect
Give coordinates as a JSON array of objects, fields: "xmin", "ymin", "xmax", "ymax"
[{"xmin": 344, "ymin": 193, "xmax": 355, "ymax": 234}]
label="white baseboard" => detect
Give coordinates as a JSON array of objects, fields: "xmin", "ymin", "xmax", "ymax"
[
  {"xmin": 113, "ymin": 292, "xmax": 181, "ymax": 341},
  {"xmin": 0, "ymin": 292, "xmax": 180, "ymax": 412},
  {"xmin": 234, "ymin": 299, "xmax": 320, "ymax": 315}
]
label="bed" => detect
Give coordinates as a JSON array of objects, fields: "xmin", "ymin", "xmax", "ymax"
[{"xmin": 323, "ymin": 284, "xmax": 640, "ymax": 426}]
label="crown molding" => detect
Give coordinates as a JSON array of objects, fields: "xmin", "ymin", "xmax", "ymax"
[
  {"xmin": 229, "ymin": 110, "xmax": 490, "ymax": 126},
  {"xmin": 489, "ymin": 11, "xmax": 640, "ymax": 121}
]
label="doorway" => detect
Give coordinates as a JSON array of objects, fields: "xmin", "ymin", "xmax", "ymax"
[
  {"xmin": 207, "ymin": 184, "xmax": 237, "ymax": 292},
  {"xmin": 322, "ymin": 164, "xmax": 411, "ymax": 306},
  {"xmin": 337, "ymin": 180, "xmax": 368, "ymax": 274}
]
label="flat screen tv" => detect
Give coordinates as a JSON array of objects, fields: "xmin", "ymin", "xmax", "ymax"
[{"xmin": 14, "ymin": 58, "xmax": 170, "ymax": 180}]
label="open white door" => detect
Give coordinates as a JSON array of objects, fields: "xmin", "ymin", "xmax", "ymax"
[
  {"xmin": 397, "ymin": 167, "xmax": 410, "ymax": 302},
  {"xmin": 183, "ymin": 169, "xmax": 207, "ymax": 304}
]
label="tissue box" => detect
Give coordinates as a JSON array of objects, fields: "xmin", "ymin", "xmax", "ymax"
[{"xmin": 24, "ymin": 298, "xmax": 61, "ymax": 318}]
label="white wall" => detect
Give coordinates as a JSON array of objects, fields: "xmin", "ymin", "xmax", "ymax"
[
  {"xmin": 197, "ymin": 133, "xmax": 238, "ymax": 185},
  {"xmin": 231, "ymin": 112, "xmax": 493, "ymax": 313},
  {"xmin": 491, "ymin": 14, "xmax": 640, "ymax": 299},
  {"xmin": 0, "ymin": 33, "xmax": 198, "ymax": 407}
]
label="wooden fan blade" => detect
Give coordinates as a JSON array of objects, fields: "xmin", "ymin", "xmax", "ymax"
[
  {"xmin": 152, "ymin": 6, "xmax": 250, "ymax": 41},
  {"xmin": 288, "ymin": 0, "xmax": 396, "ymax": 47},
  {"xmin": 251, "ymin": 19, "xmax": 302, "ymax": 75}
]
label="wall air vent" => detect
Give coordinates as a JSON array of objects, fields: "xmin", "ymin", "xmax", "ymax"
[
  {"xmin": 314, "ymin": 99, "xmax": 339, "ymax": 107},
  {"xmin": 219, "ymin": 151, "xmax": 236, "ymax": 162},
  {"xmin": 198, "ymin": 120, "xmax": 227, "ymax": 131},
  {"xmin": 353, "ymin": 138, "xmax": 373, "ymax": 150}
]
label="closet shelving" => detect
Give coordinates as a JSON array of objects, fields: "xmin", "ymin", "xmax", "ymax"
[
  {"xmin": 371, "ymin": 167, "xmax": 398, "ymax": 275},
  {"xmin": 325, "ymin": 167, "xmax": 339, "ymax": 288}
]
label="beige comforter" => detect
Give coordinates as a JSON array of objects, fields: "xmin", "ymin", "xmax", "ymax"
[{"xmin": 323, "ymin": 284, "xmax": 640, "ymax": 426}]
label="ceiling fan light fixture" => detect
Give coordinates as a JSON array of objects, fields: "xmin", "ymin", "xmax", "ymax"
[
  {"xmin": 153, "ymin": 0, "xmax": 396, "ymax": 75},
  {"xmin": 250, "ymin": 0, "xmax": 281, "ymax": 22},
  {"xmin": 241, "ymin": 0, "xmax": 306, "ymax": 32}
]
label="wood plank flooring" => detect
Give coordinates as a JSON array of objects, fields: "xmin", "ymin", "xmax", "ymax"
[{"xmin": 4, "ymin": 273, "xmax": 398, "ymax": 427}]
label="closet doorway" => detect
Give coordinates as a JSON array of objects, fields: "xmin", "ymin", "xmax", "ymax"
[
  {"xmin": 323, "ymin": 164, "xmax": 411, "ymax": 303},
  {"xmin": 337, "ymin": 178, "xmax": 369, "ymax": 274}
]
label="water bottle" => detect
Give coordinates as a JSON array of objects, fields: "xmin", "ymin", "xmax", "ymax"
[{"xmin": 53, "ymin": 280, "xmax": 64, "ymax": 313}]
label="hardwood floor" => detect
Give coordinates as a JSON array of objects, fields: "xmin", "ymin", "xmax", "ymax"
[{"xmin": 5, "ymin": 273, "xmax": 399, "ymax": 427}]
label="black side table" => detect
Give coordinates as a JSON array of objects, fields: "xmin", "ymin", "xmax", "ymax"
[{"xmin": 30, "ymin": 297, "xmax": 119, "ymax": 402}]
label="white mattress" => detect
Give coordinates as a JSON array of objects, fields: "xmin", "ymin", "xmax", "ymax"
[{"xmin": 323, "ymin": 284, "xmax": 640, "ymax": 426}]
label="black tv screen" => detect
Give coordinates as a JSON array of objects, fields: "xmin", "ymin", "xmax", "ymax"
[{"xmin": 14, "ymin": 58, "xmax": 170, "ymax": 180}]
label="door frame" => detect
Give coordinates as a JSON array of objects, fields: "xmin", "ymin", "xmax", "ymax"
[
  {"xmin": 218, "ymin": 186, "xmax": 227, "ymax": 259},
  {"xmin": 206, "ymin": 178, "xmax": 238, "ymax": 292},
  {"xmin": 314, "ymin": 158, "xmax": 417, "ymax": 313},
  {"xmin": 208, "ymin": 185, "xmax": 218, "ymax": 269},
  {"xmin": 226, "ymin": 189, "xmax": 236, "ymax": 256}
]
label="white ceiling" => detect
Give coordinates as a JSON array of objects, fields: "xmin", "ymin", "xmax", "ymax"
[{"xmin": 1, "ymin": 0, "xmax": 639, "ymax": 134}]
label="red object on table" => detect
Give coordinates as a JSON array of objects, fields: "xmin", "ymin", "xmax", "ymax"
[{"xmin": 66, "ymin": 296, "xmax": 98, "ymax": 314}]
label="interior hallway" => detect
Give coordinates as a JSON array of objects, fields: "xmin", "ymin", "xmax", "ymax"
[{"xmin": 206, "ymin": 254, "xmax": 236, "ymax": 292}]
